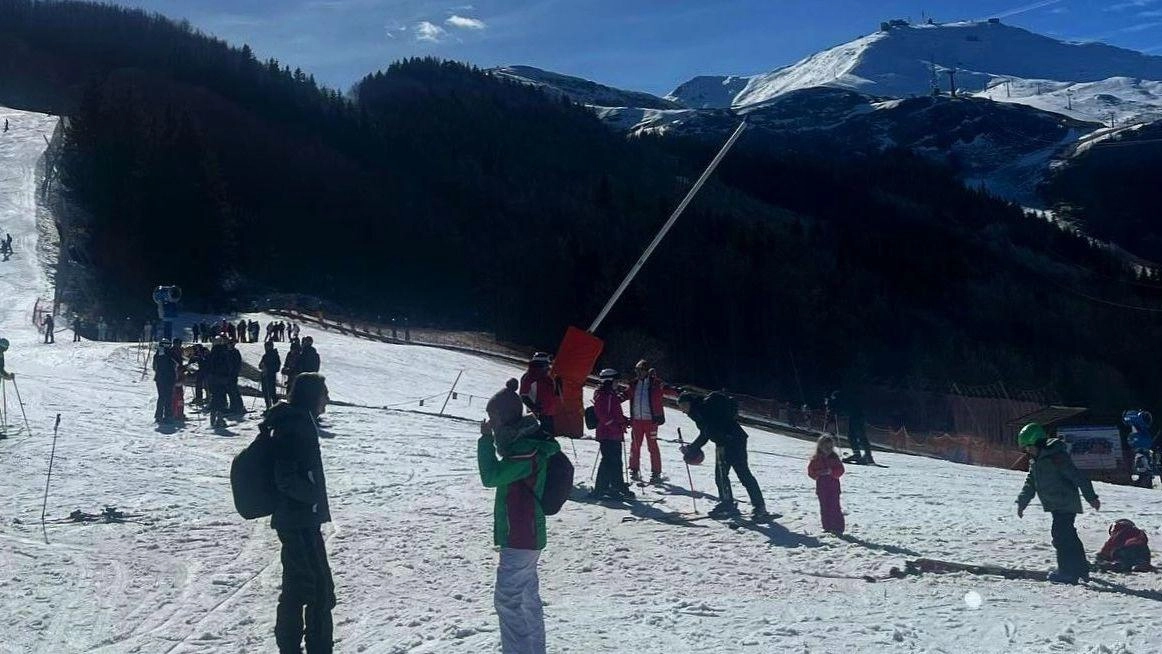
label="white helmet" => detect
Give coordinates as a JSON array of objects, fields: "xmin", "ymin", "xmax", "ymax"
[{"xmin": 598, "ymin": 368, "xmax": 618, "ymax": 380}]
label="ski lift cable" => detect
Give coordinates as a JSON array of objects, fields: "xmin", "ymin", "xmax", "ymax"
[{"xmin": 588, "ymin": 119, "xmax": 748, "ymax": 334}]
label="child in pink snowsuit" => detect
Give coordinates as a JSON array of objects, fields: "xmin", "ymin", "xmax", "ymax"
[{"xmin": 807, "ymin": 435, "xmax": 845, "ymax": 534}]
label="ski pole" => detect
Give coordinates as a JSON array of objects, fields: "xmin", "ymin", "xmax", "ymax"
[
  {"xmin": 622, "ymin": 439, "xmax": 629, "ymax": 485},
  {"xmin": 41, "ymin": 414, "xmax": 61, "ymax": 544},
  {"xmin": 1, "ymin": 378, "xmax": 7, "ymax": 435},
  {"xmin": 677, "ymin": 428, "xmax": 698, "ymax": 514},
  {"xmin": 589, "ymin": 441, "xmax": 600, "ymax": 482},
  {"xmin": 12, "ymin": 378, "xmax": 31, "ymax": 437}
]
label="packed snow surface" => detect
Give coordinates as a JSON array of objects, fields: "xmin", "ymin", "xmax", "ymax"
[{"xmin": 3, "ymin": 106, "xmax": 1162, "ymax": 653}]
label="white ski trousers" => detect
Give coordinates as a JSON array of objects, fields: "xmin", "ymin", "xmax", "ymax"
[{"xmin": 495, "ymin": 548, "xmax": 545, "ymax": 654}]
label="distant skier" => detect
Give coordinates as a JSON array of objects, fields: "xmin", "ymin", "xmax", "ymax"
[
  {"xmin": 71, "ymin": 315, "xmax": 84, "ymax": 342},
  {"xmin": 97, "ymin": 318, "xmax": 108, "ymax": 341},
  {"xmin": 678, "ymin": 391, "xmax": 771, "ymax": 521},
  {"xmin": 42, "ymin": 314, "xmax": 54, "ymax": 344},
  {"xmin": 807, "ymin": 435, "xmax": 845, "ymax": 534},
  {"xmin": 261, "ymin": 373, "xmax": 335, "ymax": 653},
  {"xmin": 298, "ymin": 336, "xmax": 320, "ymax": 374},
  {"xmin": 590, "ymin": 369, "xmax": 634, "ymax": 500},
  {"xmin": 192, "ymin": 322, "xmax": 201, "ymax": 344},
  {"xmin": 3, "ymin": 119, "xmax": 8, "ymax": 133},
  {"xmin": 205, "ymin": 337, "xmax": 232, "ymax": 427},
  {"xmin": 189, "ymin": 343, "xmax": 209, "ymax": 405},
  {"xmin": 1123, "ymin": 410, "xmax": 1155, "ymax": 487},
  {"xmin": 627, "ymin": 360, "xmax": 666, "ymax": 483},
  {"xmin": 152, "ymin": 340, "xmax": 177, "ymax": 423},
  {"xmin": 282, "ymin": 341, "xmax": 302, "ymax": 391},
  {"xmin": 260, "ymin": 340, "xmax": 282, "ymax": 409},
  {"xmin": 479, "ymin": 385, "xmax": 560, "ymax": 654},
  {"xmin": 226, "ymin": 338, "xmax": 244, "ymax": 415},
  {"xmin": 0, "ymin": 338, "xmax": 13, "ymax": 382},
  {"xmin": 1015, "ymin": 422, "xmax": 1101, "ymax": 584},
  {"xmin": 237, "ymin": 319, "xmax": 248, "ymax": 343},
  {"xmin": 519, "ymin": 352, "xmax": 561, "ymax": 438}
]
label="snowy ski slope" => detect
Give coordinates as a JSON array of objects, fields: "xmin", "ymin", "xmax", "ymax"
[{"xmin": 3, "ymin": 106, "xmax": 1162, "ymax": 653}]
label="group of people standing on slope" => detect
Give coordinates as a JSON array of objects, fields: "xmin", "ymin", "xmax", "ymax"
[{"xmin": 151, "ymin": 323, "xmax": 321, "ymax": 428}]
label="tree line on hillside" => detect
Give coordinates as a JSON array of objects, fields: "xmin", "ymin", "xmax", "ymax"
[{"xmin": 3, "ymin": 0, "xmax": 1162, "ymax": 409}]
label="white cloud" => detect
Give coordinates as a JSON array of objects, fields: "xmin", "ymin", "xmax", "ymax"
[
  {"xmin": 414, "ymin": 21, "xmax": 447, "ymax": 42},
  {"xmin": 1108, "ymin": 0, "xmax": 1160, "ymax": 12},
  {"xmin": 446, "ymin": 14, "xmax": 486, "ymax": 30}
]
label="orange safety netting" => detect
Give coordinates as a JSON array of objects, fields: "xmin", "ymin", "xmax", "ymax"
[{"xmin": 550, "ymin": 326, "xmax": 604, "ymax": 438}]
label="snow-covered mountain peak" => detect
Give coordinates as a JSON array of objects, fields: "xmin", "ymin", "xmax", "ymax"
[
  {"xmin": 489, "ymin": 65, "xmax": 681, "ymax": 110},
  {"xmin": 669, "ymin": 19, "xmax": 1162, "ymax": 123}
]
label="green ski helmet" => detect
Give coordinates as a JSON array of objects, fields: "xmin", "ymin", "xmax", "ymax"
[
  {"xmin": 0, "ymin": 337, "xmax": 8, "ymax": 351},
  {"xmin": 1018, "ymin": 422, "xmax": 1047, "ymax": 447}
]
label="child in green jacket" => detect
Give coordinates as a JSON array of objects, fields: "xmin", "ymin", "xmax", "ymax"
[
  {"xmin": 1015, "ymin": 422, "xmax": 1101, "ymax": 584},
  {"xmin": 479, "ymin": 404, "xmax": 560, "ymax": 654}
]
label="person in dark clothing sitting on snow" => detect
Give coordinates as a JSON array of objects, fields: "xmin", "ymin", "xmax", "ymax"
[
  {"xmin": 678, "ymin": 391, "xmax": 771, "ymax": 521},
  {"xmin": 262, "ymin": 373, "xmax": 335, "ymax": 654},
  {"xmin": 1096, "ymin": 519, "xmax": 1153, "ymax": 573}
]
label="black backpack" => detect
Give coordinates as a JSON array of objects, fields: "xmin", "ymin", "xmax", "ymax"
[
  {"xmin": 584, "ymin": 405, "xmax": 598, "ymax": 430},
  {"xmin": 534, "ymin": 450, "xmax": 575, "ymax": 516},
  {"xmin": 230, "ymin": 428, "xmax": 279, "ymax": 519}
]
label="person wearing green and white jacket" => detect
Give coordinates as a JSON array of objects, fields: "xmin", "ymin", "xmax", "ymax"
[
  {"xmin": 479, "ymin": 381, "xmax": 561, "ymax": 654},
  {"xmin": 1015, "ymin": 422, "xmax": 1101, "ymax": 585}
]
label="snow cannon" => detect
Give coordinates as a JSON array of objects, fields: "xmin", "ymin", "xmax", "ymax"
[
  {"xmin": 680, "ymin": 444, "xmax": 705, "ymax": 466},
  {"xmin": 152, "ymin": 285, "xmax": 182, "ymax": 340},
  {"xmin": 1123, "ymin": 410, "xmax": 1154, "ymax": 451}
]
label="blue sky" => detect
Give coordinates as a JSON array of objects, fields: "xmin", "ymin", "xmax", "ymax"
[{"xmin": 115, "ymin": 0, "xmax": 1162, "ymax": 95}]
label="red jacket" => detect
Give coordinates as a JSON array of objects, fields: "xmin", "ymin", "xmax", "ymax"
[
  {"xmin": 1098, "ymin": 522, "xmax": 1150, "ymax": 561},
  {"xmin": 628, "ymin": 374, "xmax": 666, "ymax": 423},
  {"xmin": 593, "ymin": 385, "xmax": 629, "ymax": 441},
  {"xmin": 808, "ymin": 453, "xmax": 845, "ymax": 491},
  {"xmin": 520, "ymin": 366, "xmax": 560, "ymax": 417}
]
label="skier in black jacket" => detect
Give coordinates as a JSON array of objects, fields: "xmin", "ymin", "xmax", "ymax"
[
  {"xmin": 298, "ymin": 336, "xmax": 320, "ymax": 375},
  {"xmin": 153, "ymin": 340, "xmax": 177, "ymax": 423},
  {"xmin": 205, "ymin": 337, "xmax": 232, "ymax": 427},
  {"xmin": 679, "ymin": 391, "xmax": 770, "ymax": 520},
  {"xmin": 260, "ymin": 340, "xmax": 282, "ymax": 409},
  {"xmin": 261, "ymin": 372, "xmax": 334, "ymax": 654}
]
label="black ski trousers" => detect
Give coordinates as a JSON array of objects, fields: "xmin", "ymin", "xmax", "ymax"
[
  {"xmin": 715, "ymin": 442, "xmax": 765, "ymax": 511},
  {"xmin": 1051, "ymin": 512, "xmax": 1089, "ymax": 579},
  {"xmin": 261, "ymin": 375, "xmax": 278, "ymax": 409},
  {"xmin": 154, "ymin": 380, "xmax": 172, "ymax": 422},
  {"xmin": 227, "ymin": 379, "xmax": 245, "ymax": 414},
  {"xmin": 276, "ymin": 527, "xmax": 335, "ymax": 654},
  {"xmin": 847, "ymin": 418, "xmax": 873, "ymax": 461},
  {"xmin": 593, "ymin": 439, "xmax": 625, "ymax": 496}
]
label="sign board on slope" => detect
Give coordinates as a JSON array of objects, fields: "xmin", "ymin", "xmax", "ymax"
[{"xmin": 1058, "ymin": 425, "xmax": 1122, "ymax": 470}]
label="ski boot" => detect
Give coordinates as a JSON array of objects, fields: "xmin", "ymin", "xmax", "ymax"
[
  {"xmin": 613, "ymin": 485, "xmax": 636, "ymax": 500},
  {"xmin": 708, "ymin": 502, "xmax": 740, "ymax": 519},
  {"xmin": 1047, "ymin": 569, "xmax": 1079, "ymax": 585},
  {"xmin": 649, "ymin": 472, "xmax": 665, "ymax": 485},
  {"xmin": 629, "ymin": 470, "xmax": 642, "ymax": 483},
  {"xmin": 751, "ymin": 506, "xmax": 774, "ymax": 523}
]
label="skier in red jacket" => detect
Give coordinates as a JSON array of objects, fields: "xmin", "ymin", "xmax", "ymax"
[
  {"xmin": 519, "ymin": 352, "xmax": 561, "ymax": 437},
  {"xmin": 807, "ymin": 435, "xmax": 845, "ymax": 534},
  {"xmin": 627, "ymin": 360, "xmax": 666, "ymax": 483}
]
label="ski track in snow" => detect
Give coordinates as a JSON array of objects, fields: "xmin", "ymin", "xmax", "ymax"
[{"xmin": 2, "ymin": 105, "xmax": 1162, "ymax": 653}]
